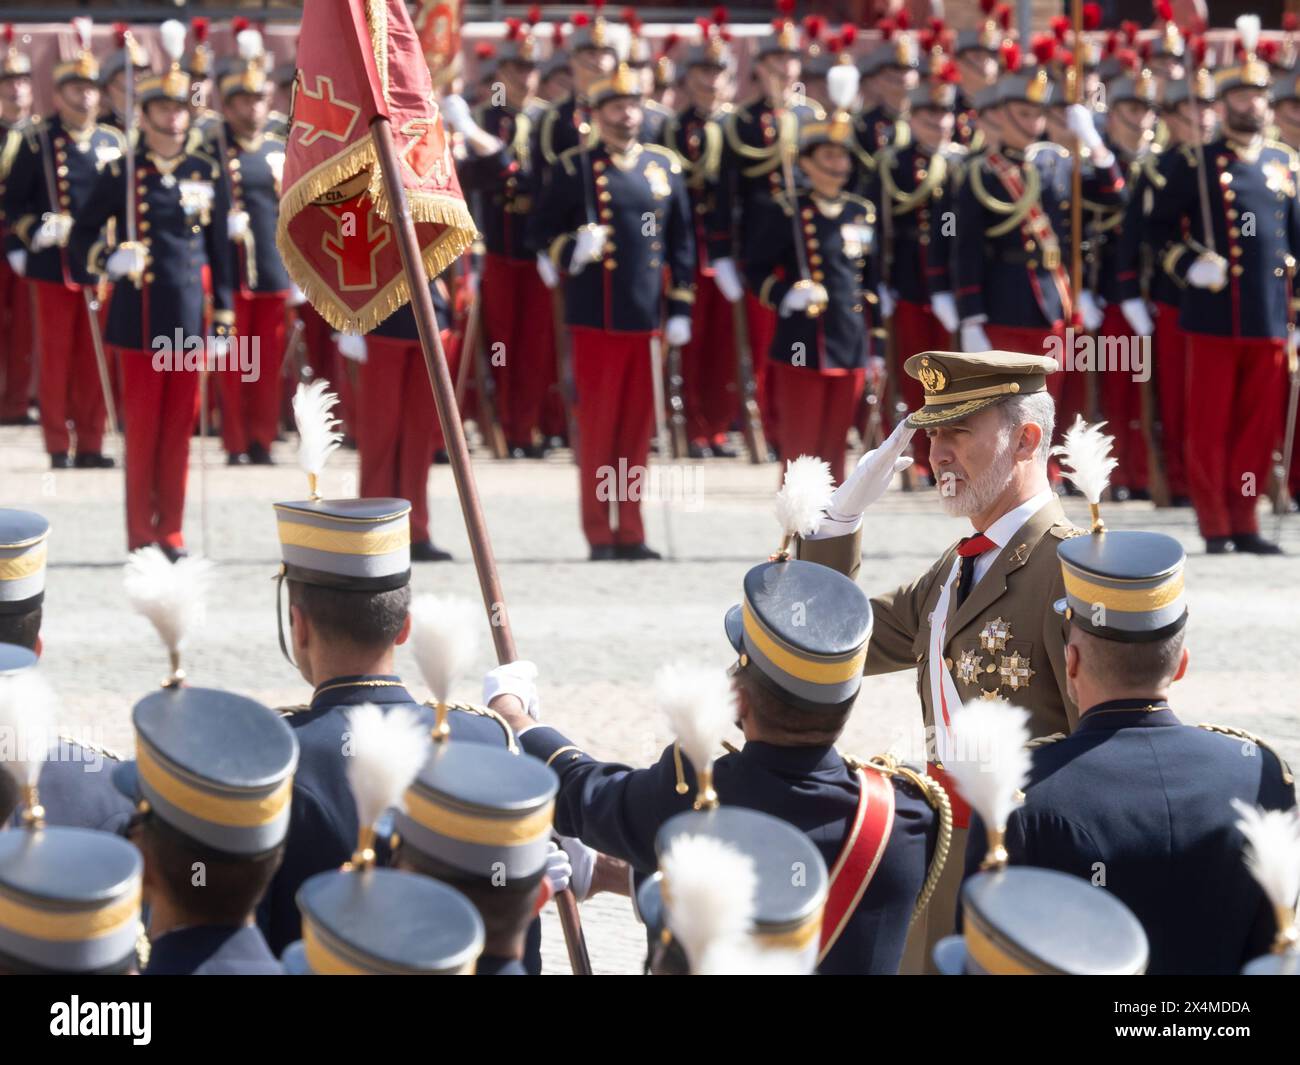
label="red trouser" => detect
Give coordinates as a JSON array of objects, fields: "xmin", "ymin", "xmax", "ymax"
[
  {"xmin": 681, "ymin": 272, "xmax": 738, "ymax": 445},
  {"xmin": 1098, "ymin": 304, "xmax": 1149, "ymax": 492},
  {"xmin": 33, "ymin": 280, "xmax": 107, "ymax": 455},
  {"xmin": 890, "ymin": 299, "xmax": 951, "ymax": 473},
  {"xmin": 118, "ymin": 348, "xmax": 198, "ymax": 551},
  {"xmin": 1184, "ymin": 332, "xmax": 1285, "ymax": 538},
  {"xmin": 222, "ymin": 290, "xmax": 288, "ymax": 455},
  {"xmin": 744, "ymin": 291, "xmax": 778, "ymax": 449},
  {"xmin": 357, "ymin": 331, "xmax": 459, "ymax": 545},
  {"xmin": 1153, "ymin": 302, "xmax": 1189, "ymax": 498},
  {"xmin": 300, "ymin": 302, "xmax": 358, "ymax": 438},
  {"xmin": 571, "ymin": 328, "xmax": 656, "ymax": 547},
  {"xmin": 0, "ymin": 255, "xmax": 33, "ymax": 419},
  {"xmin": 769, "ymin": 362, "xmax": 866, "ymax": 485},
  {"xmin": 482, "ymin": 254, "xmax": 557, "ymax": 447}
]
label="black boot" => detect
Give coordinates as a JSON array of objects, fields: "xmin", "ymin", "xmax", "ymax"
[
  {"xmin": 410, "ymin": 540, "xmax": 453, "ymax": 562},
  {"xmin": 227, "ymin": 452, "xmax": 250, "ymax": 466},
  {"xmin": 1204, "ymin": 536, "xmax": 1233, "ymax": 555},
  {"xmin": 589, "ymin": 545, "xmax": 616, "ymax": 561},
  {"xmin": 614, "ymin": 542, "xmax": 662, "ymax": 561},
  {"xmin": 1231, "ymin": 533, "xmax": 1283, "ymax": 555},
  {"xmin": 247, "ymin": 441, "xmax": 274, "ymax": 465},
  {"xmin": 73, "ymin": 452, "xmax": 115, "ymax": 469}
]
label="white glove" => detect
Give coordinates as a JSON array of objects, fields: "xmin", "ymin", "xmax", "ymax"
[
  {"xmin": 711, "ymin": 257, "xmax": 744, "ymax": 303},
  {"xmin": 536, "ymin": 251, "xmax": 559, "ymax": 290},
  {"xmin": 288, "ymin": 283, "xmax": 308, "ymax": 307},
  {"xmin": 336, "ymin": 332, "xmax": 367, "ymax": 363},
  {"xmin": 32, "ymin": 213, "xmax": 71, "ymax": 251},
  {"xmin": 206, "ymin": 336, "xmax": 228, "ymax": 367},
  {"xmin": 779, "ymin": 284, "xmax": 815, "ymax": 318},
  {"xmin": 227, "ymin": 209, "xmax": 250, "ymax": 240},
  {"xmin": 1077, "ymin": 289, "xmax": 1104, "ymax": 333},
  {"xmin": 1120, "ymin": 297, "xmax": 1154, "ymax": 335},
  {"xmin": 877, "ymin": 286, "xmax": 897, "ymax": 320},
  {"xmin": 106, "ymin": 244, "xmax": 145, "ymax": 281},
  {"xmin": 960, "ymin": 319, "xmax": 991, "ymax": 352},
  {"xmin": 1291, "ymin": 328, "xmax": 1300, "ymax": 353},
  {"xmin": 664, "ymin": 314, "xmax": 692, "ymax": 348},
  {"xmin": 569, "ymin": 224, "xmax": 609, "ymax": 274},
  {"xmin": 1066, "ymin": 104, "xmax": 1104, "ymax": 152},
  {"xmin": 558, "ymin": 835, "xmax": 597, "ymax": 901},
  {"xmin": 817, "ymin": 419, "xmax": 916, "ymax": 535},
  {"xmin": 6, "ymin": 249, "xmax": 26, "ymax": 276},
  {"xmin": 930, "ymin": 291, "xmax": 959, "ymax": 333},
  {"xmin": 440, "ymin": 93, "xmax": 475, "ymax": 136},
  {"xmin": 544, "ymin": 842, "xmax": 572, "ymax": 896},
  {"xmin": 1186, "ymin": 255, "xmax": 1228, "ymax": 290},
  {"xmin": 483, "ymin": 659, "xmax": 541, "ymax": 721}
]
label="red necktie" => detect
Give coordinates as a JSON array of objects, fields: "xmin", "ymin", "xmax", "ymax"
[{"xmin": 955, "ymin": 534, "xmax": 996, "ymax": 607}]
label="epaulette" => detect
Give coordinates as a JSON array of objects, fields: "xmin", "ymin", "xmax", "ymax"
[
  {"xmin": 189, "ymin": 146, "xmax": 222, "ymax": 180},
  {"xmin": 1051, "ymin": 523, "xmax": 1089, "ymax": 540},
  {"xmin": 425, "ymin": 699, "xmax": 519, "ymax": 754},
  {"xmin": 96, "ymin": 123, "xmax": 129, "ymax": 149},
  {"xmin": 1196, "ymin": 724, "xmax": 1294, "ymax": 786},
  {"xmin": 274, "ymin": 704, "xmax": 312, "ymax": 718},
  {"xmin": 847, "ymin": 753, "xmax": 953, "ymax": 924},
  {"xmin": 1027, "ymin": 140, "xmax": 1071, "ymax": 161},
  {"xmin": 57, "ymin": 732, "xmax": 125, "ymax": 762},
  {"xmin": 841, "ymin": 191, "xmax": 877, "ymax": 222},
  {"xmin": 643, "ymin": 142, "xmax": 683, "ymax": 174},
  {"xmin": 557, "ymin": 141, "xmax": 591, "ymax": 177},
  {"xmin": 1265, "ymin": 139, "xmax": 1300, "ymax": 169},
  {"xmin": 645, "ymin": 99, "xmax": 672, "ymax": 117},
  {"xmin": 1025, "ymin": 731, "xmax": 1068, "ymax": 749}
]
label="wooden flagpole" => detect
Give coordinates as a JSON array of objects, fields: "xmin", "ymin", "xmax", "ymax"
[{"xmin": 369, "ymin": 114, "xmax": 593, "ymax": 977}]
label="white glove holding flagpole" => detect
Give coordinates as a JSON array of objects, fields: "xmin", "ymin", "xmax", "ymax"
[
  {"xmin": 779, "ymin": 284, "xmax": 817, "ymax": 317},
  {"xmin": 336, "ymin": 332, "xmax": 367, "ymax": 363},
  {"xmin": 536, "ymin": 251, "xmax": 559, "ymax": 290},
  {"xmin": 106, "ymin": 244, "xmax": 146, "ymax": 281},
  {"xmin": 227, "ymin": 209, "xmax": 250, "ymax": 240},
  {"xmin": 288, "ymin": 283, "xmax": 308, "ymax": 307},
  {"xmin": 877, "ymin": 286, "xmax": 897, "ymax": 320},
  {"xmin": 558, "ymin": 835, "xmax": 597, "ymax": 901},
  {"xmin": 711, "ymin": 257, "xmax": 744, "ymax": 303},
  {"xmin": 32, "ymin": 213, "xmax": 72, "ymax": 251},
  {"xmin": 6, "ymin": 249, "xmax": 25, "ymax": 276},
  {"xmin": 1120, "ymin": 298, "xmax": 1154, "ymax": 336},
  {"xmin": 930, "ymin": 292, "xmax": 959, "ymax": 333},
  {"xmin": 483, "ymin": 659, "xmax": 541, "ymax": 720},
  {"xmin": 569, "ymin": 225, "xmax": 609, "ymax": 274},
  {"xmin": 544, "ymin": 842, "xmax": 572, "ymax": 896},
  {"xmin": 811, "ymin": 420, "xmax": 915, "ymax": 538},
  {"xmin": 1066, "ymin": 103, "xmax": 1114, "ymax": 167},
  {"xmin": 664, "ymin": 315, "xmax": 692, "ymax": 348},
  {"xmin": 1077, "ymin": 289, "xmax": 1104, "ymax": 333},
  {"xmin": 1187, "ymin": 256, "xmax": 1227, "ymax": 290}
]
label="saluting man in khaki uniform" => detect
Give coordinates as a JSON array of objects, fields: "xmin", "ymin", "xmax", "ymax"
[{"xmin": 797, "ymin": 350, "xmax": 1080, "ymax": 973}]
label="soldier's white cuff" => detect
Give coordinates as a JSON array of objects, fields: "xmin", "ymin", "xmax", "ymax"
[{"xmin": 807, "ymin": 512, "xmax": 863, "ymax": 541}]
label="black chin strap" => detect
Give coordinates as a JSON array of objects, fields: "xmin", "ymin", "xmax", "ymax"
[{"xmin": 275, "ymin": 566, "xmax": 296, "ymax": 670}]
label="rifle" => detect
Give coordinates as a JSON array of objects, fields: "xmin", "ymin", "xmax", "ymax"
[
  {"xmin": 731, "ymin": 300, "xmax": 768, "ymax": 462},
  {"xmin": 665, "ymin": 338, "xmax": 689, "ymax": 458}
]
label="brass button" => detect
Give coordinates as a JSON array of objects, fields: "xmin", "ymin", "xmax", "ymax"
[
  {"xmin": 1028, "ymin": 258, "xmax": 1038, "ymax": 269},
  {"xmin": 1227, "ymin": 209, "xmax": 1238, "ymax": 220},
  {"xmin": 809, "ymin": 253, "xmax": 822, "ymax": 265},
  {"xmin": 986, "ymin": 663, "xmax": 996, "ymax": 673},
  {"xmin": 803, "ymin": 223, "xmax": 816, "ymax": 235},
  {"xmin": 1220, "ymin": 171, "xmax": 1232, "ymax": 185},
  {"xmin": 649, "ymin": 258, "xmax": 660, "ymax": 267},
  {"xmin": 144, "ymin": 272, "xmax": 155, "ymax": 283},
  {"xmin": 139, "ymin": 220, "xmax": 150, "ymax": 232},
  {"xmin": 1231, "ymin": 246, "xmax": 1242, "ymax": 258},
  {"xmin": 1224, "ymin": 189, "xmax": 1235, "ymax": 202},
  {"xmin": 812, "ymin": 270, "xmax": 824, "ymax": 282},
  {"xmin": 920, "ymin": 235, "xmax": 930, "ymax": 245},
  {"xmin": 56, "ymin": 165, "xmax": 68, "ymax": 177},
  {"xmin": 650, "ymin": 241, "xmax": 662, "ymax": 250},
  {"xmin": 944, "ymin": 657, "xmax": 953, "ymax": 669},
  {"xmin": 1232, "ymin": 264, "xmax": 1244, "ymax": 276},
  {"xmin": 604, "ymin": 259, "xmax": 617, "ymax": 270},
  {"xmin": 807, "ymin": 239, "xmax": 819, "ymax": 250},
  {"xmin": 138, "ymin": 203, "xmax": 149, "ymax": 213},
  {"xmin": 599, "ymin": 191, "xmax": 611, "ymax": 202},
  {"xmin": 1229, "ymin": 227, "xmax": 1241, "ymax": 238},
  {"xmin": 853, "ymin": 303, "xmax": 862, "ymax": 312},
  {"xmin": 228, "ymin": 160, "xmax": 241, "ymax": 172},
  {"xmin": 605, "ymin": 242, "xmax": 616, "ymax": 253},
  {"xmin": 1275, "ymin": 267, "xmax": 1285, "ymax": 277},
  {"xmin": 802, "ymin": 208, "xmax": 814, "ymax": 219}
]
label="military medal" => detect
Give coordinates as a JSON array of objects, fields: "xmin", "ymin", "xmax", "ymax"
[
  {"xmin": 955, "ymin": 648, "xmax": 983, "ymax": 686},
  {"xmin": 998, "ymin": 651, "xmax": 1035, "ymax": 691},
  {"xmin": 161, "ymin": 173, "xmax": 177, "ymax": 189},
  {"xmin": 979, "ymin": 617, "xmax": 1012, "ymax": 653}
]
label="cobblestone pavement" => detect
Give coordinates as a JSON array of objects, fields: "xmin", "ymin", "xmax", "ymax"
[{"xmin": 5, "ymin": 422, "xmax": 1298, "ymax": 973}]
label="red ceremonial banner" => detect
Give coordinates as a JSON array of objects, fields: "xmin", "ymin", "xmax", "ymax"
[
  {"xmin": 415, "ymin": 0, "xmax": 464, "ymax": 89},
  {"xmin": 275, "ymin": 0, "xmax": 475, "ymax": 332}
]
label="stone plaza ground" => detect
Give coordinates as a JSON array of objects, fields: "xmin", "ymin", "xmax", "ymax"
[{"xmin": 4, "ymin": 421, "xmax": 1298, "ymax": 973}]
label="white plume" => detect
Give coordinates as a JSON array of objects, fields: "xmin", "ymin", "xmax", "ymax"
[
  {"xmin": 292, "ymin": 380, "xmax": 343, "ymax": 481},
  {"xmin": 124, "ymin": 547, "xmax": 212, "ymax": 661},
  {"xmin": 827, "ymin": 63, "xmax": 861, "ymax": 110},
  {"xmin": 345, "ymin": 703, "xmax": 430, "ymax": 834},
  {"xmin": 72, "ymin": 17, "xmax": 93, "ymax": 53},
  {"xmin": 236, "ymin": 29, "xmax": 264, "ymax": 62},
  {"xmin": 409, "ymin": 595, "xmax": 481, "ymax": 705},
  {"xmin": 774, "ymin": 455, "xmax": 834, "ymax": 541},
  {"xmin": 159, "ymin": 19, "xmax": 187, "ymax": 63},
  {"xmin": 946, "ymin": 699, "xmax": 1032, "ymax": 834},
  {"xmin": 1232, "ymin": 800, "xmax": 1300, "ymax": 919},
  {"xmin": 655, "ymin": 662, "xmax": 735, "ymax": 781},
  {"xmin": 660, "ymin": 834, "xmax": 756, "ymax": 971},
  {"xmin": 0, "ymin": 667, "xmax": 59, "ymax": 796},
  {"xmin": 697, "ymin": 940, "xmax": 807, "ymax": 975},
  {"xmin": 1050, "ymin": 415, "xmax": 1117, "ymax": 506},
  {"xmin": 1237, "ymin": 14, "xmax": 1262, "ymax": 56}
]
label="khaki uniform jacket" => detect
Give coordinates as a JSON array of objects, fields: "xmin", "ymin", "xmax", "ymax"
[{"xmin": 798, "ymin": 496, "xmax": 1082, "ymax": 755}]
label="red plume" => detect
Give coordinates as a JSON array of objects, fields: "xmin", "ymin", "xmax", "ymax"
[
  {"xmin": 505, "ymin": 16, "xmax": 522, "ymax": 40},
  {"xmin": 592, "ymin": 0, "xmax": 606, "ymax": 11},
  {"xmin": 879, "ymin": 17, "xmax": 897, "ymax": 41},
  {"xmin": 660, "ymin": 32, "xmax": 680, "ymax": 56},
  {"xmin": 621, "ymin": 7, "xmax": 641, "ymax": 31},
  {"xmin": 803, "ymin": 14, "xmax": 826, "ymax": 41},
  {"xmin": 1121, "ymin": 20, "xmax": 1139, "ymax": 44},
  {"xmin": 929, "ymin": 17, "xmax": 945, "ymax": 34},
  {"xmin": 840, "ymin": 24, "xmax": 858, "ymax": 48},
  {"xmin": 896, "ymin": 10, "xmax": 911, "ymax": 30},
  {"xmin": 1118, "ymin": 47, "xmax": 1140, "ymax": 73},
  {"xmin": 1154, "ymin": 0, "xmax": 1173, "ymax": 22},
  {"xmin": 231, "ymin": 16, "xmax": 250, "ymax": 34},
  {"xmin": 192, "ymin": 16, "xmax": 209, "ymax": 43},
  {"xmin": 3, "ymin": 25, "xmax": 12, "ymax": 46},
  {"xmin": 777, "ymin": 0, "xmax": 796, "ymax": 15},
  {"xmin": 1050, "ymin": 16, "xmax": 1069, "ymax": 43},
  {"xmin": 713, "ymin": 6, "xmax": 729, "ymax": 26},
  {"xmin": 1000, "ymin": 40, "xmax": 1021, "ymax": 73},
  {"xmin": 1058, "ymin": 48, "xmax": 1075, "ymax": 67},
  {"xmin": 572, "ymin": 12, "xmax": 590, "ymax": 28},
  {"xmin": 1234, "ymin": 39, "xmax": 1245, "ymax": 61},
  {"xmin": 113, "ymin": 21, "xmax": 129, "ymax": 48},
  {"xmin": 527, "ymin": 4, "xmax": 542, "ymax": 25},
  {"xmin": 940, "ymin": 59, "xmax": 960, "ymax": 84},
  {"xmin": 1083, "ymin": 4, "xmax": 1102, "ymax": 31},
  {"xmin": 553, "ymin": 22, "xmax": 565, "ymax": 46},
  {"xmin": 1191, "ymin": 35, "xmax": 1207, "ymax": 65},
  {"xmin": 1286, "ymin": 12, "xmax": 1300, "ymax": 33},
  {"xmin": 996, "ymin": 5, "xmax": 1012, "ymax": 32},
  {"xmin": 1031, "ymin": 35, "xmax": 1056, "ymax": 66},
  {"xmin": 980, "ymin": 0, "xmax": 996, "ymax": 14},
  {"xmin": 1260, "ymin": 38, "xmax": 1280, "ymax": 62},
  {"xmin": 697, "ymin": 16, "xmax": 712, "ymax": 35},
  {"xmin": 1139, "ymin": 39, "xmax": 1152, "ymax": 62},
  {"xmin": 1104, "ymin": 30, "xmax": 1118, "ymax": 56},
  {"xmin": 919, "ymin": 28, "xmax": 936, "ymax": 53},
  {"xmin": 475, "ymin": 41, "xmax": 495, "ymax": 61}
]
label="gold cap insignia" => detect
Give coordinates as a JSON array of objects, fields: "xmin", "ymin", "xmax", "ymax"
[
  {"xmin": 918, "ymin": 357, "xmax": 948, "ymax": 394},
  {"xmin": 1026, "ymin": 69, "xmax": 1050, "ymax": 104}
]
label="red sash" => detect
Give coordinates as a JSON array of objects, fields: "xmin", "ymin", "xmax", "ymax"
[
  {"xmin": 818, "ymin": 765, "xmax": 895, "ymax": 962},
  {"xmin": 987, "ymin": 152, "xmax": 1074, "ymax": 326}
]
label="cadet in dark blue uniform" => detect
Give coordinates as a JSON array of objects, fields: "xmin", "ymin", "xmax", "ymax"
[
  {"xmin": 113, "ymin": 686, "xmax": 295, "ymax": 975},
  {"xmin": 853, "ymin": 21, "xmax": 918, "ymax": 162},
  {"xmin": 486, "ymin": 545, "xmax": 948, "ymax": 975},
  {"xmin": 0, "ymin": 511, "xmax": 135, "ymax": 836},
  {"xmin": 1144, "ymin": 27, "xmax": 1300, "ymax": 555},
  {"xmin": 69, "ymin": 38, "xmax": 236, "ymax": 558},
  {"xmin": 964, "ymin": 520, "xmax": 1297, "ymax": 975},
  {"xmin": 743, "ymin": 80, "xmax": 879, "ymax": 485},
  {"xmin": 260, "ymin": 426, "xmax": 520, "ymax": 956},
  {"xmin": 3, "ymin": 31, "xmax": 123, "ymax": 469}
]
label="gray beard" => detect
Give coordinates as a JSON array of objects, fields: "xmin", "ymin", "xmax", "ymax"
[{"xmin": 938, "ymin": 433, "xmax": 1017, "ymax": 518}]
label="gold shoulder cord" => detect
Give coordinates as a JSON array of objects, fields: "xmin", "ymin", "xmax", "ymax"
[
  {"xmin": 275, "ymin": 704, "xmax": 311, "ymax": 718},
  {"xmin": 1025, "ymin": 731, "xmax": 1068, "ymax": 749},
  {"xmin": 56, "ymin": 733, "xmax": 125, "ymax": 762},
  {"xmin": 886, "ymin": 153, "xmax": 949, "ymax": 216},
  {"xmin": 511, "ymin": 110, "xmax": 532, "ymax": 170},
  {"xmin": 1196, "ymin": 724, "xmax": 1294, "ymax": 786},
  {"xmin": 972, "ymin": 160, "xmax": 1041, "ymax": 237},
  {"xmin": 845, "ymin": 753, "xmax": 953, "ymax": 927},
  {"xmin": 540, "ymin": 106, "xmax": 560, "ymax": 165},
  {"xmin": 429, "ymin": 699, "xmax": 520, "ymax": 754}
]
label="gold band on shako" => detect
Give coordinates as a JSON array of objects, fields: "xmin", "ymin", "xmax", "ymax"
[
  {"xmin": 0, "ymin": 509, "xmax": 48, "ymax": 616},
  {"xmin": 274, "ymin": 498, "xmax": 412, "ymax": 592},
  {"xmin": 53, "ymin": 53, "xmax": 99, "ymax": 85},
  {"xmin": 138, "ymin": 68, "xmax": 193, "ymax": 106},
  {"xmin": 1055, "ymin": 529, "xmax": 1188, "ymax": 644},
  {"xmin": 219, "ymin": 64, "xmax": 269, "ymax": 98},
  {"xmin": 589, "ymin": 62, "xmax": 642, "ymax": 107}
]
